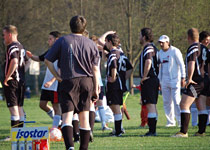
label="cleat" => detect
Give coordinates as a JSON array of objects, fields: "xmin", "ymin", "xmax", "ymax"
[
  {"xmin": 0, "ymin": 136, "xmax": 11, "ymax": 141},
  {"xmin": 165, "ymin": 124, "xmax": 176, "ymax": 127},
  {"xmin": 102, "ymin": 126, "xmax": 113, "ymax": 131},
  {"xmin": 144, "ymin": 132, "xmax": 157, "ymax": 137},
  {"xmin": 194, "ymin": 132, "xmax": 205, "ymax": 137},
  {"xmin": 172, "ymin": 132, "xmax": 188, "ymax": 137}
]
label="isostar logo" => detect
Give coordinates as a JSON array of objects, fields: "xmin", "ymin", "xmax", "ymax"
[{"xmin": 11, "ymin": 127, "xmax": 49, "ymax": 140}]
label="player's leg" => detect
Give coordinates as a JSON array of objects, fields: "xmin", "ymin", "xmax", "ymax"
[
  {"xmin": 89, "ymin": 100, "xmax": 95, "ymax": 142},
  {"xmin": 51, "ymin": 91, "xmax": 62, "ymax": 128},
  {"xmin": 191, "ymin": 102, "xmax": 198, "ymax": 126},
  {"xmin": 79, "ymin": 111, "xmax": 90, "ymax": 150},
  {"xmin": 52, "ymin": 103, "xmax": 61, "ymax": 128},
  {"xmin": 72, "ymin": 113, "xmax": 80, "ymax": 142},
  {"xmin": 110, "ymin": 104, "xmax": 122, "ymax": 136},
  {"xmin": 179, "ymin": 94, "xmax": 195, "ymax": 135},
  {"xmin": 9, "ymin": 106, "xmax": 20, "ymax": 128},
  {"xmin": 40, "ymin": 90, "xmax": 54, "ymax": 119},
  {"xmin": 145, "ymin": 103, "xmax": 157, "ymax": 136},
  {"xmin": 195, "ymin": 95, "xmax": 208, "ymax": 136}
]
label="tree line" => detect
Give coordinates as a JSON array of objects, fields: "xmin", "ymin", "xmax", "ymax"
[{"xmin": 0, "ymin": 0, "xmax": 210, "ymax": 93}]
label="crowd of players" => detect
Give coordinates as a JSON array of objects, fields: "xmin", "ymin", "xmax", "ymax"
[{"xmin": 2, "ymin": 15, "xmax": 210, "ymax": 150}]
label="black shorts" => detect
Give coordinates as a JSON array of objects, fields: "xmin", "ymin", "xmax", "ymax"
[
  {"xmin": 59, "ymin": 77, "xmax": 93, "ymax": 114},
  {"xmin": 4, "ymin": 80, "xmax": 20, "ymax": 107},
  {"xmin": 40, "ymin": 89, "xmax": 59, "ymax": 104},
  {"xmin": 106, "ymin": 89, "xmax": 123, "ymax": 106},
  {"xmin": 141, "ymin": 77, "xmax": 159, "ymax": 105},
  {"xmin": 99, "ymin": 86, "xmax": 104, "ymax": 100},
  {"xmin": 182, "ymin": 77, "xmax": 205, "ymax": 98}
]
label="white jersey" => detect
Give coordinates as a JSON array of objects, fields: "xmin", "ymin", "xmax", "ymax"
[
  {"xmin": 41, "ymin": 60, "xmax": 58, "ymax": 91},
  {"xmin": 98, "ymin": 58, "xmax": 103, "ymax": 86}
]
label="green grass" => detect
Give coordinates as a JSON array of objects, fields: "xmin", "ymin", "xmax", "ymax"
[{"xmin": 0, "ymin": 93, "xmax": 210, "ymax": 150}]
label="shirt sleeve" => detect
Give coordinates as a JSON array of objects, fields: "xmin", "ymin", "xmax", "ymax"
[
  {"xmin": 144, "ymin": 48, "xmax": 154, "ymax": 60},
  {"xmin": 39, "ymin": 50, "xmax": 49, "ymax": 61},
  {"xmin": 45, "ymin": 38, "xmax": 62, "ymax": 62},
  {"xmin": 9, "ymin": 47, "xmax": 19, "ymax": 60},
  {"xmin": 126, "ymin": 58, "xmax": 133, "ymax": 70},
  {"xmin": 187, "ymin": 51, "xmax": 197, "ymax": 62}
]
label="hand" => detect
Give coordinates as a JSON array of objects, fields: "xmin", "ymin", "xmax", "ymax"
[
  {"xmin": 26, "ymin": 51, "xmax": 33, "ymax": 58},
  {"xmin": 44, "ymin": 81, "xmax": 53, "ymax": 88},
  {"xmin": 92, "ymin": 87, "xmax": 99, "ymax": 102},
  {"xmin": 140, "ymin": 76, "xmax": 150, "ymax": 84},
  {"xmin": 185, "ymin": 79, "xmax": 197, "ymax": 88},
  {"xmin": 56, "ymin": 76, "xmax": 62, "ymax": 83},
  {"xmin": 108, "ymin": 76, "xmax": 115, "ymax": 83},
  {"xmin": 4, "ymin": 77, "xmax": 12, "ymax": 86},
  {"xmin": 181, "ymin": 78, "xmax": 186, "ymax": 88}
]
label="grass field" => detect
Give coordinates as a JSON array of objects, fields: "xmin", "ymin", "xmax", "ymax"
[{"xmin": 0, "ymin": 93, "xmax": 210, "ymax": 150}]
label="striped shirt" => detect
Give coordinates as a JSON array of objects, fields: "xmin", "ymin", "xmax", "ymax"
[
  {"xmin": 5, "ymin": 42, "xmax": 22, "ymax": 81},
  {"xmin": 185, "ymin": 42, "xmax": 203, "ymax": 79},
  {"xmin": 139, "ymin": 43, "xmax": 159, "ymax": 78}
]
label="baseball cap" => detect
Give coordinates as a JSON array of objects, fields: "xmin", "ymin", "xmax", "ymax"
[{"xmin": 158, "ymin": 35, "xmax": 170, "ymax": 42}]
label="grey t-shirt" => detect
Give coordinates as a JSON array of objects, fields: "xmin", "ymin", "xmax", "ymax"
[{"xmin": 45, "ymin": 34, "xmax": 99, "ymax": 80}]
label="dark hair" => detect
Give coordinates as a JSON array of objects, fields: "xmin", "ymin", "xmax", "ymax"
[
  {"xmin": 141, "ymin": 28, "xmax": 153, "ymax": 42},
  {"xmin": 3, "ymin": 25, "xmax": 18, "ymax": 35},
  {"xmin": 70, "ymin": 15, "xmax": 87, "ymax": 34},
  {"xmin": 105, "ymin": 33, "xmax": 120, "ymax": 46},
  {"xmin": 49, "ymin": 31, "xmax": 61, "ymax": 38},
  {"xmin": 187, "ymin": 28, "xmax": 199, "ymax": 41},
  {"xmin": 199, "ymin": 31, "xmax": 210, "ymax": 42}
]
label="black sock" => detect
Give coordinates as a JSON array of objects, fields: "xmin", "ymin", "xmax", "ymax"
[
  {"xmin": 115, "ymin": 120, "xmax": 122, "ymax": 135},
  {"xmin": 89, "ymin": 111, "xmax": 95, "ymax": 132},
  {"xmin": 79, "ymin": 129, "xmax": 90, "ymax": 150},
  {"xmin": 148, "ymin": 118, "xmax": 156, "ymax": 133},
  {"xmin": 72, "ymin": 120, "xmax": 80, "ymax": 141},
  {"xmin": 11, "ymin": 120, "xmax": 19, "ymax": 128},
  {"xmin": 18, "ymin": 121, "xmax": 24, "ymax": 127},
  {"xmin": 180, "ymin": 113, "xmax": 190, "ymax": 134},
  {"xmin": 61, "ymin": 126, "xmax": 74, "ymax": 149},
  {"xmin": 198, "ymin": 114, "xmax": 208, "ymax": 134}
]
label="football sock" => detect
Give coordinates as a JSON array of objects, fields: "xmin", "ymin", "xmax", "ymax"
[
  {"xmin": 79, "ymin": 128, "xmax": 90, "ymax": 150},
  {"xmin": 11, "ymin": 116, "xmax": 20, "ymax": 128},
  {"xmin": 53, "ymin": 115, "xmax": 61, "ymax": 128},
  {"xmin": 47, "ymin": 109, "xmax": 54, "ymax": 119},
  {"xmin": 19, "ymin": 116, "xmax": 25, "ymax": 127},
  {"xmin": 72, "ymin": 120, "xmax": 80, "ymax": 141},
  {"xmin": 89, "ymin": 111, "xmax": 95, "ymax": 132},
  {"xmin": 198, "ymin": 110, "xmax": 208, "ymax": 134},
  {"xmin": 98, "ymin": 106, "xmax": 106, "ymax": 128},
  {"xmin": 114, "ymin": 114, "xmax": 122, "ymax": 135},
  {"xmin": 180, "ymin": 111, "xmax": 190, "ymax": 134},
  {"xmin": 148, "ymin": 113, "xmax": 157, "ymax": 133},
  {"xmin": 61, "ymin": 125, "xmax": 74, "ymax": 150}
]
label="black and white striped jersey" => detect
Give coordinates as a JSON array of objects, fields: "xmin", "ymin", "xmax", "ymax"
[
  {"xmin": 4, "ymin": 42, "xmax": 27, "ymax": 82},
  {"xmin": 139, "ymin": 43, "xmax": 159, "ymax": 78},
  {"xmin": 106, "ymin": 48, "xmax": 133, "ymax": 92},
  {"xmin": 185, "ymin": 42, "xmax": 204, "ymax": 79},
  {"xmin": 200, "ymin": 44, "xmax": 210, "ymax": 75}
]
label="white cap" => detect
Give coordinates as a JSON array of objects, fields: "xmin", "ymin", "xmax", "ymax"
[{"xmin": 158, "ymin": 35, "xmax": 170, "ymax": 42}]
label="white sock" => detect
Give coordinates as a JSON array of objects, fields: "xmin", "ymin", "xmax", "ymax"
[
  {"xmin": 98, "ymin": 106, "xmax": 106, "ymax": 128},
  {"xmin": 47, "ymin": 109, "xmax": 54, "ymax": 119},
  {"xmin": 53, "ymin": 115, "xmax": 61, "ymax": 128},
  {"xmin": 191, "ymin": 107, "xmax": 198, "ymax": 126}
]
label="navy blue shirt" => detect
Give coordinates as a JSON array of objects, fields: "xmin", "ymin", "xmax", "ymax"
[{"xmin": 45, "ymin": 34, "xmax": 100, "ymax": 80}]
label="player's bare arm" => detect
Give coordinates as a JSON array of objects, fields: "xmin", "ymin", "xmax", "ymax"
[
  {"xmin": 92, "ymin": 65, "xmax": 100, "ymax": 100},
  {"xmin": 108, "ymin": 68, "xmax": 117, "ymax": 83},
  {"xmin": 141, "ymin": 59, "xmax": 151, "ymax": 84},
  {"xmin": 186, "ymin": 61, "xmax": 197, "ymax": 88},
  {"xmin": 4, "ymin": 58, "xmax": 18, "ymax": 86},
  {"xmin": 26, "ymin": 50, "xmax": 40, "ymax": 62},
  {"xmin": 44, "ymin": 59, "xmax": 62, "ymax": 83}
]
